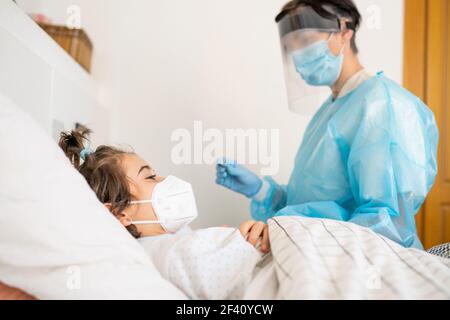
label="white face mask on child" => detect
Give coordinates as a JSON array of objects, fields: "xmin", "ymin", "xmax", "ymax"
[{"xmin": 129, "ymin": 175, "xmax": 198, "ymax": 233}]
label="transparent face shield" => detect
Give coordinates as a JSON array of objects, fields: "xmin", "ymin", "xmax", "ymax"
[
  {"xmin": 281, "ymin": 31, "xmax": 333, "ymax": 116},
  {"xmin": 277, "ymin": 6, "xmax": 353, "ymax": 115}
]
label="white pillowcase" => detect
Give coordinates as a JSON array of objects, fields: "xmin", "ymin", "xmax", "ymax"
[{"xmin": 0, "ymin": 93, "xmax": 187, "ymax": 300}]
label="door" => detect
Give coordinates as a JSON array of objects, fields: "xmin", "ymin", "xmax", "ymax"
[{"xmin": 404, "ymin": 0, "xmax": 450, "ymax": 249}]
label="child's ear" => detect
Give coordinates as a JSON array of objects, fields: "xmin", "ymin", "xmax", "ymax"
[
  {"xmin": 117, "ymin": 213, "xmax": 132, "ymax": 227},
  {"xmin": 104, "ymin": 203, "xmax": 132, "ymax": 227}
]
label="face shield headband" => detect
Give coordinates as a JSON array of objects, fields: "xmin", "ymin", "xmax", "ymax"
[{"xmin": 277, "ymin": 4, "xmax": 356, "ymax": 38}]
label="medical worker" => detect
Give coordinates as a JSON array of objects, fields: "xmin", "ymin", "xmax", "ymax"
[{"xmin": 216, "ymin": 0, "xmax": 438, "ymax": 249}]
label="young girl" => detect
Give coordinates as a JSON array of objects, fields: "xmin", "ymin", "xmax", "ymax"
[{"xmin": 59, "ymin": 128, "xmax": 271, "ymax": 299}]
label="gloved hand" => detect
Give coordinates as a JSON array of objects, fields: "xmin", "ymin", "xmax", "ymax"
[{"xmin": 216, "ymin": 159, "xmax": 262, "ymax": 198}]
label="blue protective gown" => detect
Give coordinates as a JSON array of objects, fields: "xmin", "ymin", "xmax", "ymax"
[{"xmin": 252, "ymin": 74, "xmax": 438, "ymax": 249}]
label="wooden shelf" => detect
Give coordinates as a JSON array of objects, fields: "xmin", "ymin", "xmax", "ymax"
[{"xmin": 37, "ymin": 22, "xmax": 93, "ymax": 73}]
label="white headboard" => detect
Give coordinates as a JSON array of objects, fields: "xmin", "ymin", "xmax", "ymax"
[{"xmin": 0, "ymin": 0, "xmax": 109, "ymax": 146}]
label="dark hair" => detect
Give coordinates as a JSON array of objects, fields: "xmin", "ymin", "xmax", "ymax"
[
  {"xmin": 59, "ymin": 126, "xmax": 141, "ymax": 239},
  {"xmin": 276, "ymin": 0, "xmax": 362, "ymax": 53}
]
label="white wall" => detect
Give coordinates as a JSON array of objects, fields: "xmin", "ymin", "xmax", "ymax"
[
  {"xmin": 16, "ymin": 0, "xmax": 121, "ymax": 111},
  {"xmin": 0, "ymin": 0, "xmax": 109, "ymax": 145},
  {"xmin": 357, "ymin": 0, "xmax": 404, "ymax": 81},
  {"xmin": 13, "ymin": 0, "xmax": 405, "ymax": 228},
  {"xmin": 106, "ymin": 0, "xmax": 307, "ymax": 229},
  {"xmin": 106, "ymin": 0, "xmax": 405, "ymax": 229}
]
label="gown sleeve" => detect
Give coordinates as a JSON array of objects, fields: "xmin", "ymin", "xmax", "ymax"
[{"xmin": 250, "ymin": 177, "xmax": 288, "ymax": 222}]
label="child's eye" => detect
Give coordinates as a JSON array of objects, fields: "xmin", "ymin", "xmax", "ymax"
[{"xmin": 146, "ymin": 175, "xmax": 157, "ymax": 181}]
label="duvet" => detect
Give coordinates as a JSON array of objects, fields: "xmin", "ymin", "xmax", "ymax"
[{"xmin": 140, "ymin": 217, "xmax": 450, "ymax": 300}]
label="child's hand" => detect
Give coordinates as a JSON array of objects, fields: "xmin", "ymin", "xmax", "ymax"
[{"xmin": 239, "ymin": 220, "xmax": 270, "ymax": 254}]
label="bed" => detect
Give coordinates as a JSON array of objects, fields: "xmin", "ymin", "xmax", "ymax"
[
  {"xmin": 1, "ymin": 91, "xmax": 449, "ymax": 300},
  {"xmin": 3, "ymin": 215, "xmax": 449, "ymax": 300}
]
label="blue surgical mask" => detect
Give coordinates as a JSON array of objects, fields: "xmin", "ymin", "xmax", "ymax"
[{"xmin": 292, "ymin": 35, "xmax": 344, "ymax": 87}]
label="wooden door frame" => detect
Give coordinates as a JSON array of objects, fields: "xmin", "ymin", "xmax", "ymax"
[
  {"xmin": 403, "ymin": 0, "xmax": 428, "ymax": 242},
  {"xmin": 423, "ymin": 0, "xmax": 449, "ymax": 248},
  {"xmin": 404, "ymin": 0, "xmax": 450, "ymax": 248}
]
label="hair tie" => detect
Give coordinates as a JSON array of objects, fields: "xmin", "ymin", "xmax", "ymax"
[{"xmin": 80, "ymin": 148, "xmax": 93, "ymax": 161}]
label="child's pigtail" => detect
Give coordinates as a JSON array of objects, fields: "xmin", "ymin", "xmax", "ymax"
[{"xmin": 58, "ymin": 127, "xmax": 92, "ymax": 169}]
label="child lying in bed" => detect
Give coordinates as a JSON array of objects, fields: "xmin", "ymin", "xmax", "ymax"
[{"xmin": 59, "ymin": 128, "xmax": 270, "ymax": 299}]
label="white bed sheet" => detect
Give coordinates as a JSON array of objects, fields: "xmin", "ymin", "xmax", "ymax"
[{"xmin": 139, "ymin": 217, "xmax": 450, "ymax": 300}]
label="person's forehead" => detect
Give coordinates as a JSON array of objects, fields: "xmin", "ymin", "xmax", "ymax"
[{"xmin": 121, "ymin": 154, "xmax": 149, "ymax": 175}]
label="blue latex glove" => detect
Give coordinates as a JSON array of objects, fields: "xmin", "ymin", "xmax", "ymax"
[{"xmin": 216, "ymin": 160, "xmax": 262, "ymax": 198}]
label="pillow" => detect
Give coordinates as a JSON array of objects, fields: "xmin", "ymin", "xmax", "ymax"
[{"xmin": 0, "ymin": 93, "xmax": 187, "ymax": 300}]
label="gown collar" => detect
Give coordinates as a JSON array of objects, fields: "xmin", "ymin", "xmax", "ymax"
[{"xmin": 336, "ymin": 69, "xmax": 373, "ymax": 100}]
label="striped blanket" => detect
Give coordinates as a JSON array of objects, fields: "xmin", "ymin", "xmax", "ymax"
[{"xmin": 264, "ymin": 216, "xmax": 450, "ymax": 299}]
